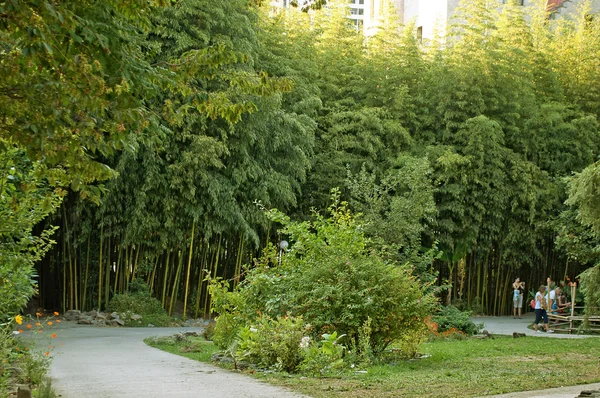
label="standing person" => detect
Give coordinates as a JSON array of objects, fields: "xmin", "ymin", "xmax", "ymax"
[
  {"xmin": 512, "ymin": 278, "xmax": 525, "ymax": 319},
  {"xmin": 534, "ymin": 285, "xmax": 553, "ymax": 334}
]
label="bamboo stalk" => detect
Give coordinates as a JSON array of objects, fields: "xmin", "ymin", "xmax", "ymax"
[
  {"xmin": 169, "ymin": 251, "xmax": 183, "ymax": 316},
  {"xmin": 233, "ymin": 235, "xmax": 244, "ymax": 290},
  {"xmin": 183, "ymin": 221, "xmax": 196, "ymax": 321},
  {"xmin": 82, "ymin": 235, "xmax": 91, "ymax": 311},
  {"xmin": 62, "ymin": 217, "xmax": 67, "ymax": 313},
  {"xmin": 104, "ymin": 236, "xmax": 111, "ymax": 309},
  {"xmin": 98, "ymin": 221, "xmax": 104, "ymax": 310},
  {"xmin": 131, "ymin": 245, "xmax": 142, "ymax": 283},
  {"xmin": 114, "ymin": 245, "xmax": 122, "ymax": 294},
  {"xmin": 205, "ymin": 236, "xmax": 222, "ymax": 318},
  {"xmin": 149, "ymin": 255, "xmax": 159, "ymax": 294},
  {"xmin": 161, "ymin": 250, "xmax": 171, "ymax": 308},
  {"xmin": 194, "ymin": 243, "xmax": 207, "ymax": 319}
]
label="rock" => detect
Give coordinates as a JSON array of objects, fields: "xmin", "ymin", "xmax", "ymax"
[
  {"xmin": 512, "ymin": 332, "xmax": 527, "ymax": 338},
  {"xmin": 108, "ymin": 319, "xmax": 125, "ymax": 327},
  {"xmin": 77, "ymin": 315, "xmax": 93, "ymax": 325},
  {"xmin": 147, "ymin": 324, "xmax": 155, "ymax": 327},
  {"xmin": 95, "ymin": 313, "xmax": 107, "ymax": 321},
  {"xmin": 130, "ymin": 314, "xmax": 142, "ymax": 321},
  {"xmin": 183, "ymin": 331, "xmax": 200, "ymax": 337},
  {"xmin": 17, "ymin": 385, "xmax": 31, "ymax": 398},
  {"xmin": 577, "ymin": 390, "xmax": 600, "ymax": 397},
  {"xmin": 110, "ymin": 312, "xmax": 120, "ymax": 320},
  {"xmin": 64, "ymin": 310, "xmax": 81, "ymax": 321}
]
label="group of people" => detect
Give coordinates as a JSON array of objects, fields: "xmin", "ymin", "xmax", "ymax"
[{"xmin": 512, "ymin": 277, "xmax": 572, "ymax": 333}]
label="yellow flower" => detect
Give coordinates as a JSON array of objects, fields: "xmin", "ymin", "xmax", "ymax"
[
  {"xmin": 15, "ymin": 315, "xmax": 23, "ymax": 325},
  {"xmin": 47, "ymin": 321, "xmax": 53, "ymax": 326},
  {"xmin": 36, "ymin": 322, "xmax": 41, "ymax": 327}
]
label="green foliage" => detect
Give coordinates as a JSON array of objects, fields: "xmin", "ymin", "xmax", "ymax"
[
  {"xmin": 237, "ymin": 315, "xmax": 305, "ymax": 372},
  {"xmin": 299, "ymin": 331, "xmax": 347, "ymax": 377},
  {"xmin": 202, "ymin": 323, "xmax": 216, "ymax": 341},
  {"xmin": 432, "ymin": 305, "xmax": 483, "ymax": 336},
  {"xmin": 107, "ymin": 280, "xmax": 171, "ymax": 326},
  {"xmin": 578, "ymin": 265, "xmax": 600, "ymax": 318},
  {"xmin": 216, "ymin": 194, "xmax": 437, "ymax": 357},
  {"xmin": 0, "ymin": 147, "xmax": 61, "ymax": 316}
]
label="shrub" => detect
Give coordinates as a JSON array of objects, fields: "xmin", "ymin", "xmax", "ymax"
[
  {"xmin": 299, "ymin": 331, "xmax": 347, "ymax": 377},
  {"xmin": 432, "ymin": 305, "xmax": 482, "ymax": 336},
  {"xmin": 202, "ymin": 322, "xmax": 216, "ymax": 341},
  {"xmin": 107, "ymin": 280, "xmax": 171, "ymax": 326},
  {"xmin": 237, "ymin": 315, "xmax": 305, "ymax": 372},
  {"xmin": 235, "ymin": 198, "xmax": 437, "ymax": 355}
]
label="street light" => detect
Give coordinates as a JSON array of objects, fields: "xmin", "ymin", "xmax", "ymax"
[{"xmin": 278, "ymin": 240, "xmax": 288, "ymax": 266}]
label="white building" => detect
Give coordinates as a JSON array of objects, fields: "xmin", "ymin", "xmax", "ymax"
[
  {"xmin": 271, "ymin": 0, "xmax": 600, "ymax": 39},
  {"xmin": 400, "ymin": 0, "xmax": 600, "ymax": 41}
]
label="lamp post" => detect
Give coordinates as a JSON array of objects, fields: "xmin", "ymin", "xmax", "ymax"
[{"xmin": 278, "ymin": 240, "xmax": 288, "ymax": 266}]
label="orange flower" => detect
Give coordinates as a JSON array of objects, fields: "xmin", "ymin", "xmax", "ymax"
[
  {"xmin": 17, "ymin": 330, "xmax": 23, "ymax": 333},
  {"xmin": 51, "ymin": 333, "xmax": 57, "ymax": 339},
  {"xmin": 56, "ymin": 320, "xmax": 61, "ymax": 323},
  {"xmin": 15, "ymin": 347, "xmax": 20, "ymax": 351},
  {"xmin": 38, "ymin": 330, "xmax": 43, "ymax": 333},
  {"xmin": 54, "ymin": 311, "xmax": 59, "ymax": 316},
  {"xmin": 25, "ymin": 348, "xmax": 29, "ymax": 351},
  {"xmin": 48, "ymin": 345, "xmax": 53, "ymax": 349},
  {"xmin": 45, "ymin": 352, "xmax": 50, "ymax": 356},
  {"xmin": 36, "ymin": 322, "xmax": 41, "ymax": 327},
  {"xmin": 47, "ymin": 321, "xmax": 53, "ymax": 326},
  {"xmin": 36, "ymin": 312, "xmax": 43, "ymax": 317},
  {"xmin": 26, "ymin": 324, "xmax": 32, "ymax": 329}
]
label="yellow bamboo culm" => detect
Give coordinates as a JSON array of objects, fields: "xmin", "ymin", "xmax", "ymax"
[{"xmin": 183, "ymin": 221, "xmax": 196, "ymax": 321}]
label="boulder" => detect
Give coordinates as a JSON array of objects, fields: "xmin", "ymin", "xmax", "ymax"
[
  {"xmin": 110, "ymin": 312, "xmax": 120, "ymax": 320},
  {"xmin": 64, "ymin": 310, "xmax": 81, "ymax": 321},
  {"xmin": 108, "ymin": 319, "xmax": 125, "ymax": 327},
  {"xmin": 77, "ymin": 315, "xmax": 93, "ymax": 325},
  {"xmin": 130, "ymin": 314, "xmax": 142, "ymax": 321}
]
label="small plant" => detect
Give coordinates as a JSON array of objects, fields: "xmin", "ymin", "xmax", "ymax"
[
  {"xmin": 202, "ymin": 322, "xmax": 216, "ymax": 341},
  {"xmin": 108, "ymin": 280, "xmax": 171, "ymax": 326},
  {"xmin": 432, "ymin": 305, "xmax": 482, "ymax": 336},
  {"xmin": 299, "ymin": 331, "xmax": 346, "ymax": 377},
  {"xmin": 236, "ymin": 315, "xmax": 305, "ymax": 372}
]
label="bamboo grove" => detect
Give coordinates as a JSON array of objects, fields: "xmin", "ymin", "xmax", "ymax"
[{"xmin": 2, "ymin": 0, "xmax": 600, "ymax": 319}]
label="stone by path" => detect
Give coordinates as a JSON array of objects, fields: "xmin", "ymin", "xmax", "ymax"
[{"xmin": 48, "ymin": 325, "xmax": 309, "ymax": 398}]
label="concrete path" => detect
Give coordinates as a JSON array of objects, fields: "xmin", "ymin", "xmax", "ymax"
[
  {"xmin": 45, "ymin": 317, "xmax": 599, "ymax": 398},
  {"xmin": 473, "ymin": 314, "xmax": 600, "ymax": 397},
  {"xmin": 48, "ymin": 325, "xmax": 309, "ymax": 398},
  {"xmin": 473, "ymin": 313, "xmax": 600, "ymax": 339}
]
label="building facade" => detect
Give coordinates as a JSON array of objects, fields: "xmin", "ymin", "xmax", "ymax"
[{"xmin": 271, "ymin": 0, "xmax": 600, "ymax": 39}]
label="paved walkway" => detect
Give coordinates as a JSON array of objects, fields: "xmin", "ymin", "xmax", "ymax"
[
  {"xmin": 46, "ymin": 316, "xmax": 599, "ymax": 398},
  {"xmin": 472, "ymin": 312, "xmax": 596, "ymax": 338},
  {"xmin": 473, "ymin": 314, "xmax": 600, "ymax": 397},
  {"xmin": 48, "ymin": 325, "xmax": 308, "ymax": 398}
]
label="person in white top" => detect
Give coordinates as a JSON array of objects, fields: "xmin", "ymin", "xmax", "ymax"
[{"xmin": 533, "ymin": 285, "xmax": 553, "ymax": 333}]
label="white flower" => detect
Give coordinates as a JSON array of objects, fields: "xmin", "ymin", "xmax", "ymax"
[
  {"xmin": 300, "ymin": 336, "xmax": 311, "ymax": 348},
  {"xmin": 250, "ymin": 328, "xmax": 258, "ymax": 333}
]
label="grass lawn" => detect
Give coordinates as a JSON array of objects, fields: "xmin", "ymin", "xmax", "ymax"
[{"xmin": 146, "ymin": 335, "xmax": 600, "ymax": 397}]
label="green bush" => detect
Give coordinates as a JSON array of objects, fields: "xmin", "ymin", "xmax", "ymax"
[
  {"xmin": 432, "ymin": 305, "xmax": 482, "ymax": 336},
  {"xmin": 299, "ymin": 331, "xmax": 347, "ymax": 377},
  {"xmin": 107, "ymin": 280, "xmax": 171, "ymax": 326},
  {"xmin": 237, "ymin": 316, "xmax": 305, "ymax": 372},
  {"xmin": 236, "ymin": 198, "xmax": 437, "ymax": 354}
]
